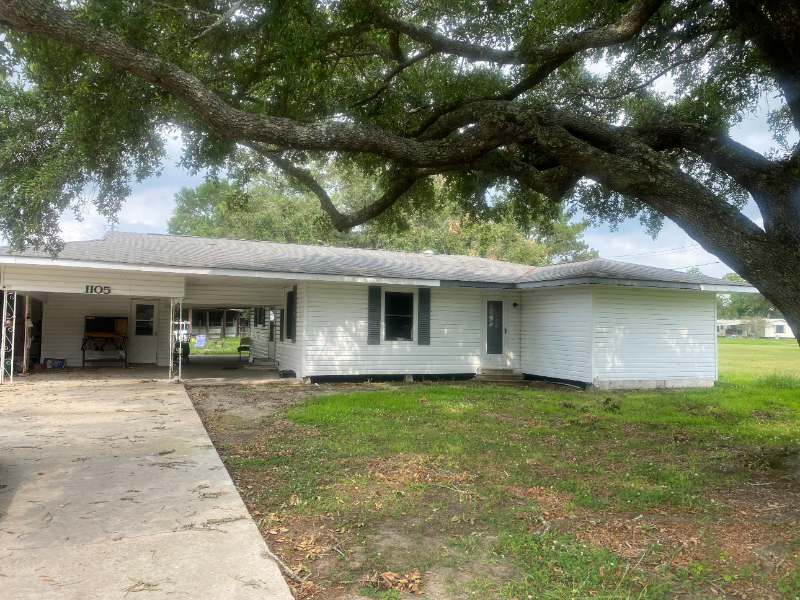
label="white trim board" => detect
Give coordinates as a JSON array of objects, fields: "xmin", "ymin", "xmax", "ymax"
[{"xmin": 0, "ymin": 256, "xmax": 441, "ymax": 288}]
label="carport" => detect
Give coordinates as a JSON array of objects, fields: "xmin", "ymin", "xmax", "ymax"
[{"xmin": 0, "ymin": 266, "xmax": 291, "ymax": 382}]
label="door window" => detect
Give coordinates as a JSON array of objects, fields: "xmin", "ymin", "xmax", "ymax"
[
  {"xmin": 135, "ymin": 303, "xmax": 155, "ymax": 336},
  {"xmin": 486, "ymin": 300, "xmax": 503, "ymax": 354}
]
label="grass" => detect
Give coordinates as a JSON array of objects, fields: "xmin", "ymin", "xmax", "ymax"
[
  {"xmin": 191, "ymin": 339, "xmax": 800, "ymax": 599},
  {"xmin": 188, "ymin": 336, "xmax": 244, "ymax": 355},
  {"xmin": 718, "ymin": 337, "xmax": 800, "ymax": 382}
]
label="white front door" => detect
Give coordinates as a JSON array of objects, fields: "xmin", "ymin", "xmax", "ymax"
[
  {"xmin": 130, "ymin": 300, "xmax": 159, "ymax": 364},
  {"xmin": 481, "ymin": 296, "xmax": 508, "ymax": 368}
]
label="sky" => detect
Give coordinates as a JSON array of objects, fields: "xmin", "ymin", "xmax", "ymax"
[{"xmin": 57, "ymin": 106, "xmax": 789, "ymax": 279}]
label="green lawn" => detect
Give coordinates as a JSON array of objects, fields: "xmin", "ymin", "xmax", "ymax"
[
  {"xmin": 718, "ymin": 337, "xmax": 800, "ymax": 381},
  {"xmin": 191, "ymin": 339, "xmax": 800, "ymax": 599},
  {"xmin": 189, "ymin": 336, "xmax": 244, "ymax": 355}
]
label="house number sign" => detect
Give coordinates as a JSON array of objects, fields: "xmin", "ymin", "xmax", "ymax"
[{"xmin": 85, "ymin": 285, "xmax": 111, "ymax": 294}]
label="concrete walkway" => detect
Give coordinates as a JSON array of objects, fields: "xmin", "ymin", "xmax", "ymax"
[{"xmin": 0, "ymin": 374, "xmax": 293, "ymax": 599}]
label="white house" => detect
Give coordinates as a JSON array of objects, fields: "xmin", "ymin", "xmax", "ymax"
[
  {"xmin": 0, "ymin": 232, "xmax": 756, "ymax": 389},
  {"xmin": 717, "ymin": 318, "xmax": 796, "ymax": 339}
]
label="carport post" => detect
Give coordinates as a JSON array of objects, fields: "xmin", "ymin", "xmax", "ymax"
[
  {"xmin": 168, "ymin": 298, "xmax": 184, "ymax": 382},
  {"xmin": 169, "ymin": 298, "xmax": 175, "ymax": 381},
  {"xmin": 178, "ymin": 299, "xmax": 183, "ymax": 382}
]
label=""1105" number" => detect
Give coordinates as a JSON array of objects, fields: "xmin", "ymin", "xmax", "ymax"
[{"xmin": 85, "ymin": 285, "xmax": 111, "ymax": 294}]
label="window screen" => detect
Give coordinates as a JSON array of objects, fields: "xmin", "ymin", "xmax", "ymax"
[
  {"xmin": 776, "ymin": 325, "xmax": 785, "ymax": 333},
  {"xmin": 135, "ymin": 303, "xmax": 155, "ymax": 336},
  {"xmin": 385, "ymin": 292, "xmax": 413, "ymax": 341}
]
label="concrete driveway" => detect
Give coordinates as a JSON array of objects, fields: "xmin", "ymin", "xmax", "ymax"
[{"xmin": 0, "ymin": 371, "xmax": 293, "ymax": 599}]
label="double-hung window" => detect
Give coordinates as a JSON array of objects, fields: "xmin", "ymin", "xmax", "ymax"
[{"xmin": 384, "ymin": 291, "xmax": 414, "ymax": 341}]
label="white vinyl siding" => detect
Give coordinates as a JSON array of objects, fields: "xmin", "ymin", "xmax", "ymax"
[
  {"xmin": 3, "ymin": 265, "xmax": 184, "ymax": 297},
  {"xmin": 505, "ymin": 292, "xmax": 522, "ymax": 372},
  {"xmin": 520, "ymin": 286, "xmax": 593, "ymax": 382},
  {"xmin": 274, "ymin": 283, "xmax": 305, "ymax": 377},
  {"xmin": 39, "ymin": 293, "xmax": 170, "ymax": 367},
  {"xmin": 591, "ymin": 287, "xmax": 717, "ymax": 383},
  {"xmin": 304, "ymin": 282, "xmax": 481, "ymax": 376}
]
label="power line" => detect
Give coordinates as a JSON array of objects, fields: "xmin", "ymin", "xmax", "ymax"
[
  {"xmin": 607, "ymin": 243, "xmax": 701, "ymax": 258},
  {"xmin": 672, "ymin": 260, "xmax": 723, "ymax": 270}
]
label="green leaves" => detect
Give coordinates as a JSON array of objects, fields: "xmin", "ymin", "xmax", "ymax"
[{"xmin": 1, "ymin": 0, "xmax": 797, "ymax": 256}]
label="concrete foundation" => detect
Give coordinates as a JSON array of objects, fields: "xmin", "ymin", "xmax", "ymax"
[{"xmin": 590, "ymin": 377, "xmax": 716, "ymax": 390}]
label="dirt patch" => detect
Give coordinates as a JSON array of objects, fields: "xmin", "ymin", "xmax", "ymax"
[{"xmin": 188, "ymin": 383, "xmax": 328, "ymax": 420}]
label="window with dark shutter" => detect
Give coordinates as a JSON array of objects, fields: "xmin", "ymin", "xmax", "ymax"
[
  {"xmin": 418, "ymin": 288, "xmax": 430, "ymax": 345},
  {"xmin": 385, "ymin": 292, "xmax": 413, "ymax": 341},
  {"xmin": 368, "ymin": 286, "xmax": 381, "ymax": 345}
]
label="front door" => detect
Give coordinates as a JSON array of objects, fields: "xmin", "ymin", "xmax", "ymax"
[
  {"xmin": 130, "ymin": 300, "xmax": 158, "ymax": 364},
  {"xmin": 481, "ymin": 297, "xmax": 508, "ymax": 368}
]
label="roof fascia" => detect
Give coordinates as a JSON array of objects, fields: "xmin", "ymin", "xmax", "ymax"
[
  {"xmin": 439, "ymin": 280, "xmax": 515, "ymax": 289},
  {"xmin": 514, "ymin": 277, "xmax": 758, "ymax": 293},
  {"xmin": 0, "ymin": 256, "xmax": 441, "ymax": 287}
]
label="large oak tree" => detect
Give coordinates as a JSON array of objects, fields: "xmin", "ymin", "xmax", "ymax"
[{"xmin": 0, "ymin": 0, "xmax": 798, "ymax": 338}]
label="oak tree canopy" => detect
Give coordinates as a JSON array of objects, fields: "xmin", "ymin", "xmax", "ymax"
[{"xmin": 0, "ymin": 0, "xmax": 798, "ymax": 337}]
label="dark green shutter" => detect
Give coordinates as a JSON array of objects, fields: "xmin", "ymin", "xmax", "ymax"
[
  {"xmin": 291, "ymin": 285, "xmax": 298, "ymax": 344},
  {"xmin": 368, "ymin": 286, "xmax": 381, "ymax": 345},
  {"xmin": 418, "ymin": 288, "xmax": 431, "ymax": 345},
  {"xmin": 279, "ymin": 308, "xmax": 284, "ymax": 341}
]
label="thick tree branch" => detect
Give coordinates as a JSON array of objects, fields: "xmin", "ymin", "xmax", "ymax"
[
  {"xmin": 0, "ymin": 0, "xmax": 530, "ymax": 167},
  {"xmin": 725, "ymin": 0, "xmax": 800, "ymax": 131},
  {"xmin": 364, "ymin": 0, "xmax": 665, "ymax": 65},
  {"xmin": 244, "ymin": 143, "xmax": 419, "ymax": 231},
  {"xmin": 393, "ymin": 0, "xmax": 667, "ymax": 138},
  {"xmin": 469, "ymin": 154, "xmax": 580, "ymax": 198},
  {"xmin": 631, "ymin": 113, "xmax": 800, "ymax": 241},
  {"xmin": 527, "ymin": 117, "xmax": 793, "ymax": 281}
]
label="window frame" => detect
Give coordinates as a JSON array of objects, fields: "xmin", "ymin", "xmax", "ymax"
[
  {"xmin": 776, "ymin": 324, "xmax": 785, "ymax": 333},
  {"xmin": 134, "ymin": 303, "xmax": 156, "ymax": 337},
  {"xmin": 381, "ymin": 288, "xmax": 417, "ymax": 343}
]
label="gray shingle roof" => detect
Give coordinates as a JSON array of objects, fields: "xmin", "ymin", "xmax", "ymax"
[{"xmin": 1, "ymin": 232, "xmax": 751, "ymax": 289}]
